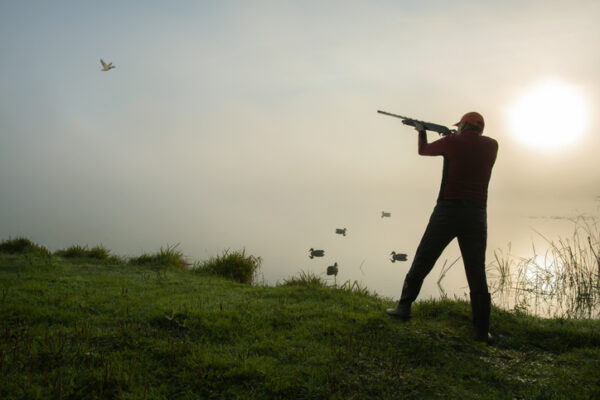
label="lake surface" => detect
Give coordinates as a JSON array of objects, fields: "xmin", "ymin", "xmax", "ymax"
[{"xmin": 248, "ymin": 205, "xmax": 596, "ymax": 308}]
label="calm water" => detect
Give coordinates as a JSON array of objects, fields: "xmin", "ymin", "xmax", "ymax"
[{"xmin": 249, "ymin": 207, "xmax": 593, "ymax": 305}]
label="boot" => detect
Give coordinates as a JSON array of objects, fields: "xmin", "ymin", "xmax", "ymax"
[
  {"xmin": 470, "ymin": 292, "xmax": 492, "ymax": 343},
  {"xmin": 386, "ymin": 275, "xmax": 422, "ymax": 320}
]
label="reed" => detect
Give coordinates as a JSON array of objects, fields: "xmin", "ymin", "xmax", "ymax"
[{"xmin": 488, "ymin": 216, "xmax": 600, "ymax": 318}]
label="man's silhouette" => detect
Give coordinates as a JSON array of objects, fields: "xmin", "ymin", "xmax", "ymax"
[{"xmin": 386, "ymin": 112, "xmax": 498, "ymax": 343}]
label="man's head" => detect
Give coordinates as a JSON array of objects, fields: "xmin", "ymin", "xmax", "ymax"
[{"xmin": 454, "ymin": 112, "xmax": 484, "ymax": 134}]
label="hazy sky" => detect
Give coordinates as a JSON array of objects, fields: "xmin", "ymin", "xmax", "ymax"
[{"xmin": 1, "ymin": 1, "xmax": 599, "ymax": 299}]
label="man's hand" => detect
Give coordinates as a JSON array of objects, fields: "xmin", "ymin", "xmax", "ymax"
[{"xmin": 413, "ymin": 121, "xmax": 425, "ymax": 132}]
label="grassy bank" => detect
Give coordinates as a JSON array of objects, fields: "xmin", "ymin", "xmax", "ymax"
[{"xmin": 1, "ymin": 243, "xmax": 599, "ymax": 399}]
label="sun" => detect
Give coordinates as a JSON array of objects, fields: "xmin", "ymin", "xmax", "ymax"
[{"xmin": 507, "ymin": 79, "xmax": 589, "ymax": 151}]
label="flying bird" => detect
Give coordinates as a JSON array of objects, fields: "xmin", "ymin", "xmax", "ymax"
[{"xmin": 100, "ymin": 59, "xmax": 116, "ymax": 71}]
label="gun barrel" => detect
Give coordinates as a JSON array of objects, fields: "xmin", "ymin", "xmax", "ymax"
[
  {"xmin": 377, "ymin": 110, "xmax": 409, "ymax": 120},
  {"xmin": 378, "ymin": 109, "xmax": 454, "ymax": 136}
]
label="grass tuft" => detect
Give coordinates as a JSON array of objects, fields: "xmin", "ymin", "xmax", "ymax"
[
  {"xmin": 281, "ymin": 270, "xmax": 327, "ymax": 287},
  {"xmin": 194, "ymin": 248, "xmax": 261, "ymax": 284},
  {"xmin": 55, "ymin": 244, "xmax": 122, "ymax": 264},
  {"xmin": 0, "ymin": 237, "xmax": 51, "ymax": 257},
  {"xmin": 128, "ymin": 244, "xmax": 188, "ymax": 270},
  {"xmin": 336, "ymin": 279, "xmax": 375, "ymax": 297},
  {"xmin": 282, "ymin": 272, "xmax": 375, "ymax": 297}
]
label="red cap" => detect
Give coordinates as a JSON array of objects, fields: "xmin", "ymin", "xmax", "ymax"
[{"xmin": 454, "ymin": 112, "xmax": 484, "ymax": 130}]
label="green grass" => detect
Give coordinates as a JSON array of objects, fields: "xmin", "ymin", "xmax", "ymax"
[
  {"xmin": 128, "ymin": 244, "xmax": 188, "ymax": 270},
  {"xmin": 55, "ymin": 245, "xmax": 123, "ymax": 265},
  {"xmin": 1, "ymin": 244, "xmax": 599, "ymax": 399},
  {"xmin": 194, "ymin": 249, "xmax": 262, "ymax": 284},
  {"xmin": 0, "ymin": 237, "xmax": 51, "ymax": 257}
]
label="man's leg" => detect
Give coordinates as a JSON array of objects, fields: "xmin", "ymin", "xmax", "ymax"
[
  {"xmin": 387, "ymin": 206, "xmax": 455, "ymax": 319},
  {"xmin": 457, "ymin": 208, "xmax": 491, "ymax": 342}
]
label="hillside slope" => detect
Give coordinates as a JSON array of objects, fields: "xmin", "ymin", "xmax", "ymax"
[{"xmin": 1, "ymin": 251, "xmax": 599, "ymax": 399}]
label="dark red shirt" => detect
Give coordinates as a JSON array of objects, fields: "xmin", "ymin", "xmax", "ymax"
[{"xmin": 418, "ymin": 129, "xmax": 498, "ymax": 206}]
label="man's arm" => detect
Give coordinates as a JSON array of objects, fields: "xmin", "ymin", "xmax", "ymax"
[
  {"xmin": 412, "ymin": 122, "xmax": 429, "ymax": 155},
  {"xmin": 416, "ymin": 123, "xmax": 449, "ymax": 156},
  {"xmin": 418, "ymin": 131, "xmax": 428, "ymax": 154}
]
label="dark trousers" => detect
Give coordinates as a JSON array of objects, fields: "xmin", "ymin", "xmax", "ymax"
[{"xmin": 406, "ymin": 200, "xmax": 489, "ymax": 296}]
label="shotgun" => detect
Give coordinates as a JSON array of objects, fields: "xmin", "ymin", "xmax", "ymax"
[{"xmin": 377, "ymin": 110, "xmax": 455, "ymax": 136}]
